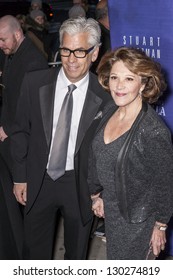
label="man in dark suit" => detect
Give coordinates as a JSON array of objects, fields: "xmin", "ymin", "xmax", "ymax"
[
  {"xmin": 0, "ymin": 15, "xmax": 48, "ymax": 260},
  {"xmin": 12, "ymin": 17, "xmax": 111, "ymax": 260},
  {"xmin": 0, "ymin": 15, "xmax": 48, "ymax": 171},
  {"xmin": 0, "ymin": 50, "xmax": 5, "ymax": 116}
]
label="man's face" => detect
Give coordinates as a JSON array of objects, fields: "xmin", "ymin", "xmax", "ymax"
[
  {"xmin": 31, "ymin": 3, "xmax": 41, "ymax": 10},
  {"xmin": 60, "ymin": 32, "xmax": 99, "ymax": 83},
  {"xmin": 0, "ymin": 26, "xmax": 19, "ymax": 55}
]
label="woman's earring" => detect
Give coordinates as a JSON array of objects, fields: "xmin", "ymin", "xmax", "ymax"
[{"xmin": 139, "ymin": 90, "xmax": 143, "ymax": 96}]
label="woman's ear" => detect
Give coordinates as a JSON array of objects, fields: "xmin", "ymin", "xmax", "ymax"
[{"xmin": 140, "ymin": 84, "xmax": 145, "ymax": 94}]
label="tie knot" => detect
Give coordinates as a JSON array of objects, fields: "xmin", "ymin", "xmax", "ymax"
[{"xmin": 68, "ymin": 84, "xmax": 76, "ymax": 94}]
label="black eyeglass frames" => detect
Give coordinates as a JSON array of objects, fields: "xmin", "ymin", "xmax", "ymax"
[{"xmin": 59, "ymin": 46, "xmax": 95, "ymax": 58}]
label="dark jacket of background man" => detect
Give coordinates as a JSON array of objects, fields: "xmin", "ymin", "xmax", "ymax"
[{"xmin": 0, "ymin": 15, "xmax": 48, "ymax": 171}]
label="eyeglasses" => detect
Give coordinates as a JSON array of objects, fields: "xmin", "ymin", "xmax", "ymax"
[{"xmin": 59, "ymin": 46, "xmax": 95, "ymax": 58}]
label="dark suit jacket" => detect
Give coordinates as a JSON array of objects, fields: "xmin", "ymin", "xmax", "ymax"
[
  {"xmin": 11, "ymin": 67, "xmax": 111, "ymax": 225},
  {"xmin": 0, "ymin": 37, "xmax": 48, "ymax": 136},
  {"xmin": 0, "ymin": 50, "xmax": 5, "ymax": 115}
]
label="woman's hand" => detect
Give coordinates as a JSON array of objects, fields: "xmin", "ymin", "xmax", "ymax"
[
  {"xmin": 91, "ymin": 194, "xmax": 104, "ymax": 218},
  {"xmin": 149, "ymin": 222, "xmax": 167, "ymax": 257}
]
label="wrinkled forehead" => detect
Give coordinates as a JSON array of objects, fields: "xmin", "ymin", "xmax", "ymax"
[{"xmin": 61, "ymin": 32, "xmax": 90, "ymax": 48}]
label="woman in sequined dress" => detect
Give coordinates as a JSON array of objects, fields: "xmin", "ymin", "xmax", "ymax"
[{"xmin": 88, "ymin": 47, "xmax": 173, "ymax": 259}]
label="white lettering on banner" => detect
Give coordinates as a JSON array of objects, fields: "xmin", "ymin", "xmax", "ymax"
[
  {"xmin": 155, "ymin": 104, "xmax": 166, "ymax": 116},
  {"xmin": 141, "ymin": 48, "xmax": 161, "ymax": 59},
  {"xmin": 122, "ymin": 36, "xmax": 161, "ymax": 59},
  {"xmin": 123, "ymin": 36, "xmax": 160, "ymax": 47}
]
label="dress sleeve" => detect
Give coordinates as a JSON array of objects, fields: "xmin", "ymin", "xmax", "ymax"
[{"xmin": 147, "ymin": 127, "xmax": 173, "ymax": 223}]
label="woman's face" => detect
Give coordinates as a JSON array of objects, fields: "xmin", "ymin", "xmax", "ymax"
[
  {"xmin": 109, "ymin": 60, "xmax": 144, "ymax": 107},
  {"xmin": 35, "ymin": 16, "xmax": 44, "ymax": 25}
]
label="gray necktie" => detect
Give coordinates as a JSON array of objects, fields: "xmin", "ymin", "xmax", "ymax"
[{"xmin": 47, "ymin": 84, "xmax": 76, "ymax": 180}]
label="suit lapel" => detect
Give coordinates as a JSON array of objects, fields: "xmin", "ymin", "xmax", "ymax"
[
  {"xmin": 75, "ymin": 88, "xmax": 102, "ymax": 155},
  {"xmin": 39, "ymin": 70, "xmax": 59, "ymax": 146},
  {"xmin": 39, "ymin": 69, "xmax": 103, "ymax": 151}
]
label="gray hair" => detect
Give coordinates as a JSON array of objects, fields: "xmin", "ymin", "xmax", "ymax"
[{"xmin": 59, "ymin": 17, "xmax": 101, "ymax": 47}]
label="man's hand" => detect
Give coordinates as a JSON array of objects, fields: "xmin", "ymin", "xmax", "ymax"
[
  {"xmin": 0, "ymin": 126, "xmax": 8, "ymax": 141},
  {"xmin": 13, "ymin": 183, "xmax": 27, "ymax": 206}
]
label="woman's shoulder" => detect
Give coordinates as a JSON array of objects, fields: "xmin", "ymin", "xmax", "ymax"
[
  {"xmin": 146, "ymin": 104, "xmax": 170, "ymax": 129},
  {"xmin": 142, "ymin": 103, "xmax": 172, "ymax": 140}
]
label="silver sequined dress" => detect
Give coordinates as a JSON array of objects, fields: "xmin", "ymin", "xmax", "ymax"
[{"xmin": 92, "ymin": 124, "xmax": 155, "ymax": 260}]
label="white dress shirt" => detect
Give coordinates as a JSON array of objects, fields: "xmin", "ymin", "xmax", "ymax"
[{"xmin": 47, "ymin": 67, "xmax": 89, "ymax": 170}]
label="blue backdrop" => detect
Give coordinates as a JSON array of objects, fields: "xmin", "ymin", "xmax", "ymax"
[{"xmin": 108, "ymin": 0, "xmax": 173, "ymax": 256}]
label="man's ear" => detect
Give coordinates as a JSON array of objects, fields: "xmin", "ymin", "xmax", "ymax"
[
  {"xmin": 15, "ymin": 30, "xmax": 21, "ymax": 41},
  {"xmin": 91, "ymin": 46, "xmax": 99, "ymax": 62}
]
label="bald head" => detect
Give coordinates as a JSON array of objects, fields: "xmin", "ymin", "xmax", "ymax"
[
  {"xmin": 0, "ymin": 15, "xmax": 25, "ymax": 55},
  {"xmin": 0, "ymin": 15, "xmax": 22, "ymax": 33}
]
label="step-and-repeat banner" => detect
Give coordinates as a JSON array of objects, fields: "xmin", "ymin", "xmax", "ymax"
[{"xmin": 108, "ymin": 0, "xmax": 173, "ymax": 256}]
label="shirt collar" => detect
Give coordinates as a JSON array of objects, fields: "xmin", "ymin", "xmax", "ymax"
[{"xmin": 58, "ymin": 67, "xmax": 89, "ymax": 90}]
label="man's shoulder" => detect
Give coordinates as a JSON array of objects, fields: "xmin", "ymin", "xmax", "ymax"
[
  {"xmin": 89, "ymin": 71, "xmax": 106, "ymax": 93},
  {"xmin": 21, "ymin": 37, "xmax": 40, "ymax": 51},
  {"xmin": 24, "ymin": 67, "xmax": 58, "ymax": 83},
  {"xmin": 18, "ymin": 37, "xmax": 48, "ymax": 63},
  {"xmin": 89, "ymin": 71, "xmax": 111, "ymax": 101}
]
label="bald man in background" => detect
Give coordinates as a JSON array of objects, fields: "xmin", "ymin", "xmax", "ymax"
[
  {"xmin": 0, "ymin": 15, "xmax": 48, "ymax": 172},
  {"xmin": 0, "ymin": 15, "xmax": 48, "ymax": 259}
]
